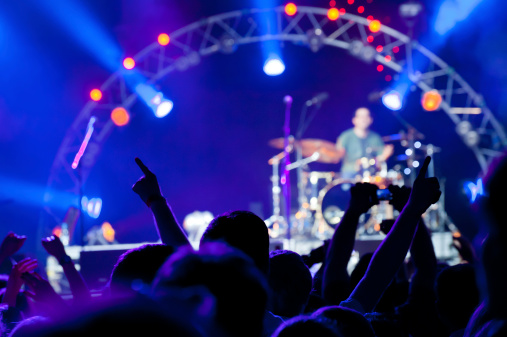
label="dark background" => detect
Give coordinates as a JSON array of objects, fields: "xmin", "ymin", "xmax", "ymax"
[{"xmin": 1, "ymin": 0, "xmax": 506, "ymax": 254}]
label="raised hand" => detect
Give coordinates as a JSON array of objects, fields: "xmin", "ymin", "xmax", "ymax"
[
  {"xmin": 41, "ymin": 235, "xmax": 67, "ymax": 261},
  {"xmin": 0, "ymin": 232, "xmax": 27, "ymax": 259},
  {"xmin": 132, "ymin": 157, "xmax": 163, "ymax": 206},
  {"xmin": 348, "ymin": 183, "xmax": 379, "ymax": 215},
  {"xmin": 407, "ymin": 156, "xmax": 441, "ymax": 214},
  {"xmin": 2, "ymin": 258, "xmax": 38, "ymax": 307},
  {"xmin": 22, "ymin": 271, "xmax": 64, "ymax": 307},
  {"xmin": 388, "ymin": 185, "xmax": 412, "ymax": 212}
]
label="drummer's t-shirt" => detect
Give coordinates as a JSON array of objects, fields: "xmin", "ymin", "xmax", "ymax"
[{"xmin": 337, "ymin": 128, "xmax": 385, "ymax": 177}]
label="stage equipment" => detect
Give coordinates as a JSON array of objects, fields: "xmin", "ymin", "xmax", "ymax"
[
  {"xmin": 42, "ymin": 6, "xmax": 507, "ymax": 243},
  {"xmin": 268, "ymin": 138, "xmax": 339, "ymax": 164}
]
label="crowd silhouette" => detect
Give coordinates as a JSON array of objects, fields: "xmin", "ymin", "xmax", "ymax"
[{"xmin": 0, "ymin": 154, "xmax": 505, "ymax": 337}]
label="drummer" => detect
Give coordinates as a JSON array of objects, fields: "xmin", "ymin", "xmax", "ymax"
[{"xmin": 335, "ymin": 107, "xmax": 393, "ymax": 179}]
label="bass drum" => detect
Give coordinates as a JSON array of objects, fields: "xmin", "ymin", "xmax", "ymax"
[{"xmin": 315, "ymin": 178, "xmax": 378, "ymax": 232}]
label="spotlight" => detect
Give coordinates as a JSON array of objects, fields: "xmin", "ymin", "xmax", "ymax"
[
  {"xmin": 111, "ymin": 107, "xmax": 130, "ymax": 126},
  {"xmin": 349, "ymin": 40, "xmax": 376, "ymax": 63},
  {"xmin": 382, "ymin": 90, "xmax": 402, "ymax": 111},
  {"xmin": 306, "ymin": 29, "xmax": 325, "ymax": 53},
  {"xmin": 464, "ymin": 178, "xmax": 484, "ymax": 203},
  {"xmin": 219, "ymin": 34, "xmax": 238, "ymax": 54},
  {"xmin": 81, "ymin": 196, "xmax": 102, "ymax": 219},
  {"xmin": 158, "ymin": 33, "xmax": 170, "ymax": 46},
  {"xmin": 421, "ymin": 90, "xmax": 442, "ymax": 111},
  {"xmin": 90, "ymin": 89, "xmax": 102, "ymax": 101},
  {"xmin": 263, "ymin": 55, "xmax": 285, "ymax": 76},
  {"xmin": 456, "ymin": 121, "xmax": 472, "ymax": 136},
  {"xmin": 399, "ymin": 1, "xmax": 423, "ymax": 18},
  {"xmin": 155, "ymin": 100, "xmax": 174, "ymax": 118},
  {"xmin": 123, "ymin": 57, "xmax": 135, "ymax": 70},
  {"xmin": 327, "ymin": 8, "xmax": 340, "ymax": 21},
  {"xmin": 285, "ymin": 3, "xmax": 297, "ymax": 16},
  {"xmin": 369, "ymin": 20, "xmax": 382, "ymax": 33}
]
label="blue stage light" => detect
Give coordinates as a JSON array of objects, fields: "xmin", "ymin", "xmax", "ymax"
[
  {"xmin": 81, "ymin": 196, "xmax": 102, "ymax": 219},
  {"xmin": 155, "ymin": 100, "xmax": 174, "ymax": 118},
  {"xmin": 382, "ymin": 90, "xmax": 402, "ymax": 111},
  {"xmin": 263, "ymin": 55, "xmax": 285, "ymax": 76},
  {"xmin": 464, "ymin": 178, "xmax": 484, "ymax": 203}
]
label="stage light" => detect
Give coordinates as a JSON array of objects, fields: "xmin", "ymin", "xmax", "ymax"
[
  {"xmin": 81, "ymin": 196, "xmax": 102, "ymax": 219},
  {"xmin": 90, "ymin": 89, "xmax": 102, "ymax": 101},
  {"xmin": 413, "ymin": 160, "xmax": 420, "ymax": 168},
  {"xmin": 101, "ymin": 222, "xmax": 115, "ymax": 243},
  {"xmin": 158, "ymin": 33, "xmax": 170, "ymax": 46},
  {"xmin": 385, "ymin": 55, "xmax": 392, "ymax": 62},
  {"xmin": 376, "ymin": 45, "xmax": 383, "ymax": 52},
  {"xmin": 347, "ymin": 0, "xmax": 354, "ymax": 4},
  {"xmin": 329, "ymin": 0, "xmax": 336, "ymax": 6},
  {"xmin": 382, "ymin": 90, "xmax": 402, "ymax": 111},
  {"xmin": 339, "ymin": 8, "xmax": 346, "ymax": 15},
  {"xmin": 405, "ymin": 149, "xmax": 413, "ymax": 156},
  {"xmin": 219, "ymin": 33, "xmax": 238, "ymax": 54},
  {"xmin": 111, "ymin": 107, "xmax": 130, "ymax": 126},
  {"xmin": 123, "ymin": 57, "xmax": 135, "ymax": 70},
  {"xmin": 263, "ymin": 55, "xmax": 285, "ymax": 76},
  {"xmin": 399, "ymin": 1, "xmax": 423, "ymax": 19},
  {"xmin": 393, "ymin": 46, "xmax": 400, "ymax": 53},
  {"xmin": 414, "ymin": 141, "xmax": 421, "ymax": 148},
  {"xmin": 404, "ymin": 168, "xmax": 411, "ymax": 175},
  {"xmin": 155, "ymin": 100, "xmax": 174, "ymax": 118},
  {"xmin": 307, "ymin": 29, "xmax": 325, "ymax": 53},
  {"xmin": 377, "ymin": 65, "xmax": 384, "ymax": 72},
  {"xmin": 327, "ymin": 8, "xmax": 339, "ymax": 21},
  {"xmin": 385, "ymin": 75, "xmax": 392, "ymax": 82},
  {"xmin": 421, "ymin": 90, "xmax": 442, "ymax": 111},
  {"xmin": 369, "ymin": 20, "xmax": 381, "ymax": 33},
  {"xmin": 349, "ymin": 40, "xmax": 376, "ymax": 63},
  {"xmin": 464, "ymin": 178, "xmax": 484, "ymax": 203},
  {"xmin": 367, "ymin": 15, "xmax": 374, "ymax": 21},
  {"xmin": 358, "ymin": 6, "xmax": 364, "ymax": 14},
  {"xmin": 367, "ymin": 36, "xmax": 374, "ymax": 43},
  {"xmin": 285, "ymin": 3, "xmax": 297, "ymax": 16}
]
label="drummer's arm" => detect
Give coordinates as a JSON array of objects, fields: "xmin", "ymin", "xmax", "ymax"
[
  {"xmin": 332, "ymin": 140, "xmax": 346, "ymax": 163},
  {"xmin": 376, "ymin": 144, "xmax": 394, "ymax": 162}
]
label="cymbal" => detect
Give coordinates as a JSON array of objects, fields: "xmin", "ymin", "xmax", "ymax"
[{"xmin": 268, "ymin": 137, "xmax": 340, "ymax": 164}]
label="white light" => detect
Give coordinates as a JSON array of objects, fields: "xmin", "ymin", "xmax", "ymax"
[
  {"xmin": 413, "ymin": 160, "xmax": 420, "ymax": 168},
  {"xmin": 155, "ymin": 100, "xmax": 173, "ymax": 118},
  {"xmin": 263, "ymin": 55, "xmax": 285, "ymax": 76},
  {"xmin": 382, "ymin": 90, "xmax": 402, "ymax": 111},
  {"xmin": 404, "ymin": 168, "xmax": 411, "ymax": 175},
  {"xmin": 414, "ymin": 141, "xmax": 421, "ymax": 148},
  {"xmin": 405, "ymin": 149, "xmax": 413, "ymax": 156}
]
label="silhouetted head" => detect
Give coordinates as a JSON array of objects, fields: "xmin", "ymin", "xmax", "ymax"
[
  {"xmin": 200, "ymin": 210, "xmax": 269, "ymax": 274},
  {"xmin": 268, "ymin": 250, "xmax": 312, "ymax": 317},
  {"xmin": 313, "ymin": 306, "xmax": 376, "ymax": 337},
  {"xmin": 108, "ymin": 243, "xmax": 175, "ymax": 298},
  {"xmin": 272, "ymin": 315, "xmax": 340, "ymax": 337},
  {"xmin": 15, "ymin": 297, "xmax": 203, "ymax": 337},
  {"xmin": 153, "ymin": 242, "xmax": 269, "ymax": 337},
  {"xmin": 435, "ymin": 264, "xmax": 480, "ymax": 332},
  {"xmin": 483, "ymin": 154, "xmax": 507, "ymax": 236}
]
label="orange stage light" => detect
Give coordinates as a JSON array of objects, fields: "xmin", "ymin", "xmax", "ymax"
[
  {"xmin": 422, "ymin": 90, "xmax": 442, "ymax": 111},
  {"xmin": 111, "ymin": 107, "xmax": 130, "ymax": 126},
  {"xmin": 285, "ymin": 3, "xmax": 297, "ymax": 16},
  {"xmin": 158, "ymin": 33, "xmax": 170, "ymax": 46},
  {"xmin": 90, "ymin": 89, "xmax": 102, "ymax": 101},
  {"xmin": 369, "ymin": 20, "xmax": 381, "ymax": 33},
  {"xmin": 327, "ymin": 7, "xmax": 339, "ymax": 20},
  {"xmin": 123, "ymin": 57, "xmax": 135, "ymax": 70}
]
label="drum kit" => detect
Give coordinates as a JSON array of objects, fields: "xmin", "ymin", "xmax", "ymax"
[{"xmin": 265, "ymin": 130, "xmax": 441, "ymax": 240}]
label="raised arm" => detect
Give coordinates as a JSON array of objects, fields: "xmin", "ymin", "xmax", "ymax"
[
  {"xmin": 41, "ymin": 235, "xmax": 91, "ymax": 303},
  {"xmin": 0, "ymin": 232, "xmax": 26, "ymax": 265},
  {"xmin": 132, "ymin": 158, "xmax": 190, "ymax": 247},
  {"xmin": 322, "ymin": 183, "xmax": 379, "ymax": 304},
  {"xmin": 347, "ymin": 156, "xmax": 441, "ymax": 313}
]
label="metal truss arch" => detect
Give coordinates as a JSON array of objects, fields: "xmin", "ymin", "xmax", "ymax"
[{"xmin": 42, "ymin": 5, "xmax": 506, "ymax": 231}]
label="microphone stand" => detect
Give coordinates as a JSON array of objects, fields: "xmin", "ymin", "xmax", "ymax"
[{"xmin": 282, "ymin": 96, "xmax": 293, "ymax": 241}]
